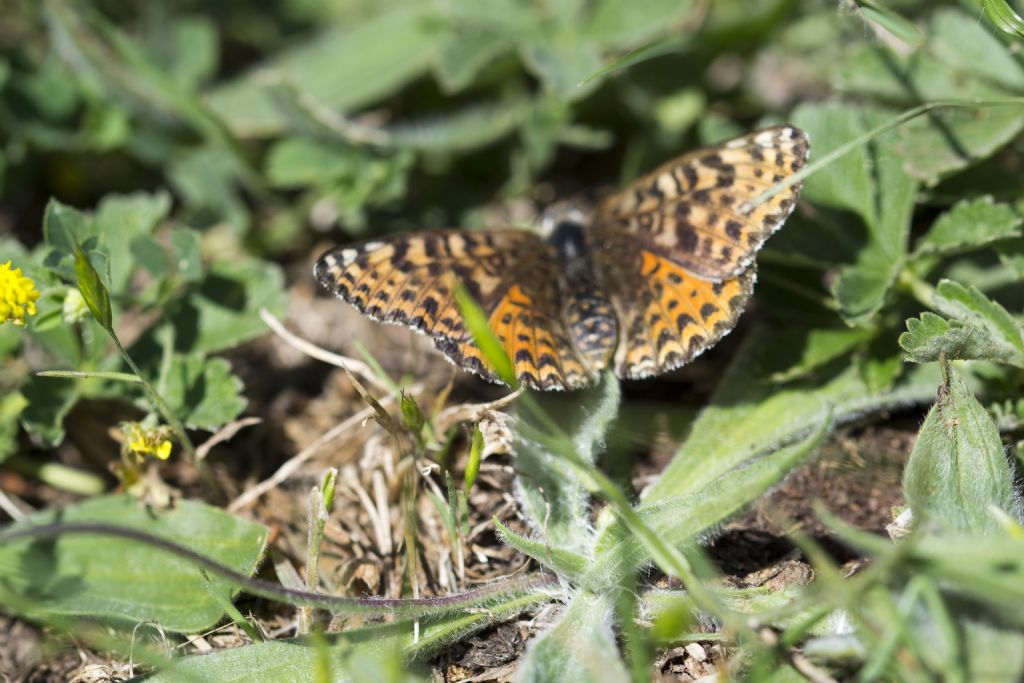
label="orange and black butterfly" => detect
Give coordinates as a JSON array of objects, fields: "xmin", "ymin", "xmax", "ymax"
[{"xmin": 315, "ymin": 126, "xmax": 809, "ymax": 391}]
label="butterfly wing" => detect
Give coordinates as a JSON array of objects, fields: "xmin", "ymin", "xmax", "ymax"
[
  {"xmin": 315, "ymin": 230, "xmax": 594, "ymax": 391},
  {"xmin": 593, "ymin": 125, "xmax": 809, "ymax": 281},
  {"xmin": 595, "ymin": 243, "xmax": 755, "ymax": 379},
  {"xmin": 590, "ymin": 125, "xmax": 808, "ymax": 379}
]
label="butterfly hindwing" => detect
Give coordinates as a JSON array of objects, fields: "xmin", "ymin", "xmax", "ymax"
[
  {"xmin": 315, "ymin": 230, "xmax": 592, "ymax": 390},
  {"xmin": 593, "ymin": 125, "xmax": 809, "ymax": 281},
  {"xmin": 596, "ymin": 245, "xmax": 756, "ymax": 379}
]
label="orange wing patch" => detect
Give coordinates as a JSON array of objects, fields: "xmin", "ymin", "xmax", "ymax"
[
  {"xmin": 610, "ymin": 250, "xmax": 755, "ymax": 379},
  {"xmin": 487, "ymin": 285, "xmax": 593, "ymax": 391}
]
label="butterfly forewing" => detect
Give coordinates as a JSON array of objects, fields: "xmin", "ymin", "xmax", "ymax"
[
  {"xmin": 593, "ymin": 125, "xmax": 809, "ymax": 281},
  {"xmin": 315, "ymin": 230, "xmax": 593, "ymax": 391}
]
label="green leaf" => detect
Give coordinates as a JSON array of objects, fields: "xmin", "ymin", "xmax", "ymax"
[
  {"xmin": 169, "ymin": 228, "xmax": 203, "ymax": 283},
  {"xmin": 913, "ymin": 197, "xmax": 1022, "ymax": 258},
  {"xmin": 0, "ymin": 391, "xmax": 27, "ymax": 464},
  {"xmin": 518, "ymin": 592, "xmax": 630, "ymax": 683},
  {"xmin": 587, "ymin": 415, "xmax": 830, "ymax": 585},
  {"xmin": 900, "ymin": 312, "xmax": 1011, "ymax": 367},
  {"xmin": 264, "ymin": 139, "xmax": 358, "ymax": 187},
  {"xmin": 433, "ymin": 31, "xmax": 512, "ymax": 93},
  {"xmin": 494, "ymin": 518, "xmax": 588, "ymax": 580},
  {"xmin": 93, "ymin": 191, "xmax": 172, "ymax": 289},
  {"xmin": 642, "ymin": 327, "xmax": 939, "ymax": 505},
  {"xmin": 995, "ymin": 239, "xmax": 1024, "ymax": 278},
  {"xmin": 982, "ymin": 0, "xmax": 1024, "ymax": 38},
  {"xmin": 901, "ymin": 279, "xmax": 1024, "ymax": 367},
  {"xmin": 73, "ymin": 246, "xmax": 112, "ymax": 331},
  {"xmin": 904, "ymin": 364, "xmax": 1019, "ymax": 535},
  {"xmin": 790, "ymin": 102, "xmax": 919, "ymax": 323},
  {"xmin": 521, "ymin": 37, "xmax": 602, "ymax": 100},
  {"xmin": 838, "ymin": 10, "xmax": 1024, "ymax": 184},
  {"xmin": 856, "ymin": 1, "xmax": 924, "ymax": 48},
  {"xmin": 584, "ymin": 0, "xmax": 699, "ymax": 50},
  {"xmin": 151, "ymin": 587, "xmax": 549, "ymax": 680},
  {"xmin": 167, "ymin": 258, "xmax": 286, "ymax": 355},
  {"xmin": 464, "ymin": 424, "xmax": 483, "ymax": 491},
  {"xmin": 0, "ymin": 494, "xmax": 267, "ymax": 632},
  {"xmin": 43, "ymin": 200, "xmax": 98, "ymax": 283},
  {"xmin": 578, "ymin": 35, "xmax": 687, "ymax": 86},
  {"xmin": 17, "ymin": 375, "xmax": 79, "ymax": 447},
  {"xmin": 162, "ymin": 355, "xmax": 247, "ymax": 431},
  {"xmin": 769, "ymin": 327, "xmax": 874, "ymax": 382},
  {"xmin": 791, "ymin": 101, "xmax": 874, "ymax": 226},
  {"xmin": 515, "ymin": 374, "xmax": 620, "ymax": 553},
  {"xmin": 454, "ymin": 284, "xmax": 516, "ymax": 386},
  {"xmin": 206, "ymin": 4, "xmax": 439, "ymax": 137}
]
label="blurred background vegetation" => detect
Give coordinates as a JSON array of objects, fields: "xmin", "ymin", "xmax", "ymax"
[{"xmin": 3, "ymin": 0, "xmax": 1024, "ymax": 680}]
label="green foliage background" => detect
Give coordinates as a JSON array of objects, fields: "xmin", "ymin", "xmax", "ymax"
[{"xmin": 1, "ymin": 0, "xmax": 1024, "ymax": 680}]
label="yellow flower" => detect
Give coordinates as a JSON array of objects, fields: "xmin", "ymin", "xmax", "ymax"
[
  {"xmin": 123, "ymin": 422, "xmax": 173, "ymax": 461},
  {"xmin": 0, "ymin": 260, "xmax": 41, "ymax": 326}
]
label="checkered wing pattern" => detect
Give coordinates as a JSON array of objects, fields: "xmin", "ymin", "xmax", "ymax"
[
  {"xmin": 589, "ymin": 125, "xmax": 808, "ymax": 379},
  {"xmin": 593, "ymin": 125, "xmax": 809, "ymax": 281},
  {"xmin": 315, "ymin": 230, "xmax": 594, "ymax": 390}
]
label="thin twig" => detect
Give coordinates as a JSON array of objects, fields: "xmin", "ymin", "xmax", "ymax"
[
  {"xmin": 227, "ymin": 405, "xmax": 375, "ymax": 512},
  {"xmin": 196, "ymin": 417, "xmax": 262, "ymax": 461},
  {"xmin": 259, "ymin": 307, "xmax": 394, "ymax": 396}
]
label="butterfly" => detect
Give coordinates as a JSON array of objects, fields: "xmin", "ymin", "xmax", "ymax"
[{"xmin": 315, "ymin": 125, "xmax": 809, "ymax": 391}]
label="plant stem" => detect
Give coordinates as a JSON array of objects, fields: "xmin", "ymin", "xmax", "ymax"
[{"xmin": 110, "ymin": 334, "xmax": 196, "ymax": 459}]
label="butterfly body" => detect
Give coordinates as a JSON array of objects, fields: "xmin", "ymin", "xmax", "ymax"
[{"xmin": 316, "ymin": 125, "xmax": 809, "ymax": 391}]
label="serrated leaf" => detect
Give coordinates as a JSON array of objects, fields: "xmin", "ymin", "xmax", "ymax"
[
  {"xmin": 901, "ymin": 279, "xmax": 1024, "ymax": 368},
  {"xmin": 903, "ymin": 365, "xmax": 1019, "ymax": 535},
  {"xmin": 995, "ymin": 238, "xmax": 1024, "ymax": 278},
  {"xmin": 163, "ymin": 355, "xmax": 246, "ymax": 431},
  {"xmin": 0, "ymin": 494, "xmax": 268, "ymax": 633},
  {"xmin": 913, "ymin": 197, "xmax": 1022, "ymax": 258},
  {"xmin": 901, "ymin": 313, "xmax": 1003, "ymax": 368}
]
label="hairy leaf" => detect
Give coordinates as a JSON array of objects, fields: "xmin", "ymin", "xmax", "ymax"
[
  {"xmin": 0, "ymin": 495, "xmax": 267, "ymax": 632},
  {"xmin": 904, "ymin": 364, "xmax": 1019, "ymax": 535}
]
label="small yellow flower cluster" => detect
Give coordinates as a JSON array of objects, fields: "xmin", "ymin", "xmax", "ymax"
[
  {"xmin": 0, "ymin": 260, "xmax": 40, "ymax": 326},
  {"xmin": 123, "ymin": 422, "xmax": 173, "ymax": 461}
]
